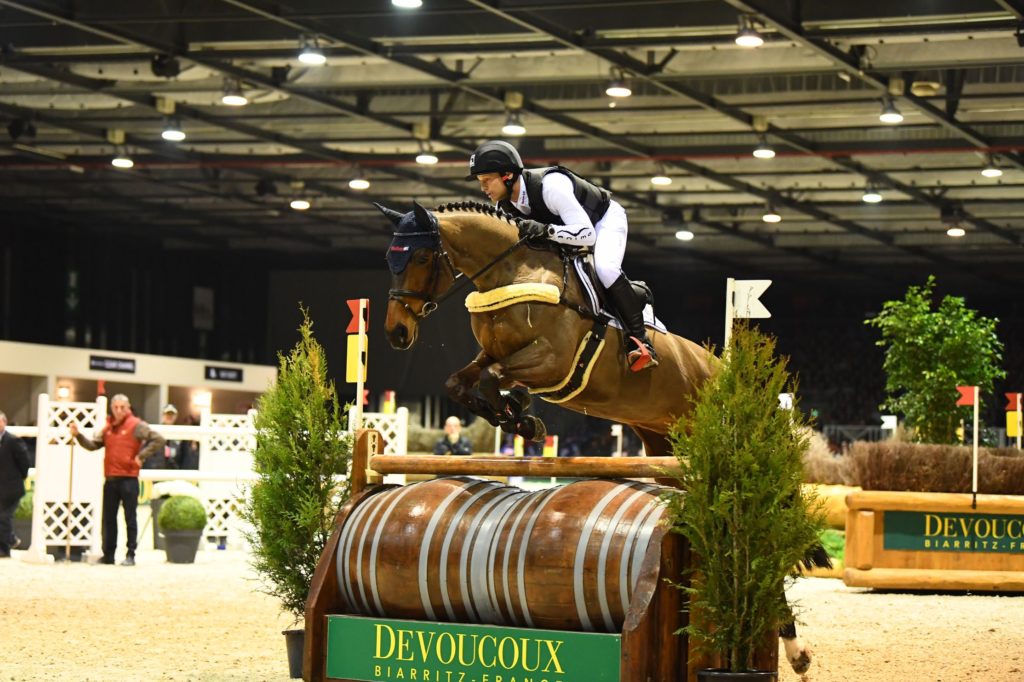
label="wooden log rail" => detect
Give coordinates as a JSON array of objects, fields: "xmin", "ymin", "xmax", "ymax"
[{"xmin": 367, "ymin": 453, "xmax": 681, "ymax": 479}]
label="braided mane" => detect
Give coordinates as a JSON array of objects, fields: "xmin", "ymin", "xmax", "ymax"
[{"xmin": 435, "ymin": 201, "xmax": 518, "ymax": 225}]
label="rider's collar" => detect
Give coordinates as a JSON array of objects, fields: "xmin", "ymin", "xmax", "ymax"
[{"xmin": 512, "ymin": 177, "xmax": 530, "ymax": 214}]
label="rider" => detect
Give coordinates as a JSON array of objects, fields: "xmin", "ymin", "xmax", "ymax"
[{"xmin": 466, "ymin": 140, "xmax": 658, "ymax": 371}]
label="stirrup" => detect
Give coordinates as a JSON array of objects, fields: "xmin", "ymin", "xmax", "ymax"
[{"xmin": 626, "ymin": 336, "xmax": 658, "ymax": 372}]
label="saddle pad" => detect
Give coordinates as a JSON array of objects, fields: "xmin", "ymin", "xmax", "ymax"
[
  {"xmin": 531, "ymin": 320, "xmax": 607, "ymax": 404},
  {"xmin": 573, "ymin": 259, "xmax": 668, "ymax": 334},
  {"xmin": 465, "ymin": 283, "xmax": 561, "ymax": 313}
]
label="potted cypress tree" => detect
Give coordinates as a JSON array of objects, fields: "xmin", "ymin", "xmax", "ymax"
[
  {"xmin": 665, "ymin": 324, "xmax": 825, "ymax": 681},
  {"xmin": 158, "ymin": 495, "xmax": 207, "ymax": 563},
  {"xmin": 14, "ymin": 489, "xmax": 32, "ymax": 549},
  {"xmin": 241, "ymin": 308, "xmax": 352, "ymax": 679}
]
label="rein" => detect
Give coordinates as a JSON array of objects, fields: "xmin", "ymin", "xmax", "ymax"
[{"xmin": 388, "ymin": 220, "xmax": 529, "ymax": 319}]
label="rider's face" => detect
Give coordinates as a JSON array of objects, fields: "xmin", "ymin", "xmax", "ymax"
[{"xmin": 476, "ymin": 172, "xmax": 510, "ymax": 202}]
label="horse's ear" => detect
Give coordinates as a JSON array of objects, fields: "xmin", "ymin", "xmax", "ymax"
[
  {"xmin": 412, "ymin": 201, "xmax": 435, "ymax": 228},
  {"xmin": 373, "ymin": 202, "xmax": 404, "ymax": 227}
]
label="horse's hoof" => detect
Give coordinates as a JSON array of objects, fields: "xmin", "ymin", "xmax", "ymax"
[
  {"xmin": 499, "ymin": 417, "xmax": 517, "ymax": 433},
  {"xmin": 788, "ymin": 648, "xmax": 811, "ymax": 674},
  {"xmin": 518, "ymin": 415, "xmax": 547, "ymax": 443},
  {"xmin": 507, "ymin": 387, "xmax": 532, "ymax": 413}
]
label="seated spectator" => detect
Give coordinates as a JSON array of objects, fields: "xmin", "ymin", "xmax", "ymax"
[{"xmin": 434, "ymin": 416, "xmax": 472, "ymax": 456}]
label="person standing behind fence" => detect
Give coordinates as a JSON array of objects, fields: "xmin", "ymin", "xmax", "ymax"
[
  {"xmin": 70, "ymin": 394, "xmax": 164, "ymax": 566},
  {"xmin": 143, "ymin": 403, "xmax": 181, "ymax": 470},
  {"xmin": 434, "ymin": 416, "xmax": 473, "ymax": 456},
  {"xmin": 0, "ymin": 411, "xmax": 30, "ymax": 558}
]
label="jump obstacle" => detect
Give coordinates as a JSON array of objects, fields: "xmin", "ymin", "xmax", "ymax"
[{"xmin": 304, "ymin": 430, "xmax": 779, "ymax": 682}]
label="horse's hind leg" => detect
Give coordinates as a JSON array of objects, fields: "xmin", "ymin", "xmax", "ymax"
[{"xmin": 779, "ymin": 594, "xmax": 812, "ymax": 674}]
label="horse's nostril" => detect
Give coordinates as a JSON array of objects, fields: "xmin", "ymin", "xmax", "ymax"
[{"xmin": 394, "ymin": 324, "xmax": 408, "ymax": 345}]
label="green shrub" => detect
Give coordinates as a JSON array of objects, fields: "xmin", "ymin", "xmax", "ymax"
[
  {"xmin": 819, "ymin": 529, "xmax": 845, "ymax": 562},
  {"xmin": 242, "ymin": 308, "xmax": 352, "ymax": 623},
  {"xmin": 157, "ymin": 495, "xmax": 208, "ymax": 531},
  {"xmin": 665, "ymin": 324, "xmax": 825, "ymax": 673},
  {"xmin": 15, "ymin": 490, "xmax": 32, "ymax": 520}
]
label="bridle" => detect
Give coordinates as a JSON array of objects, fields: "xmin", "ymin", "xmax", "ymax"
[{"xmin": 388, "ymin": 216, "xmax": 529, "ymax": 319}]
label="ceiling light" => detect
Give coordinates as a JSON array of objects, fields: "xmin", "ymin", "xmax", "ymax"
[
  {"xmin": 946, "ymin": 226, "xmax": 966, "ymax": 238},
  {"xmin": 221, "ymin": 80, "xmax": 249, "ymax": 106},
  {"xmin": 981, "ymin": 156, "xmax": 1003, "ymax": 178},
  {"xmin": 735, "ymin": 15, "xmax": 764, "ymax": 48},
  {"xmin": 752, "ymin": 138, "xmax": 775, "ymax": 159},
  {"xmin": 674, "ymin": 229, "xmax": 694, "ymax": 241},
  {"xmin": 150, "ymin": 54, "xmax": 181, "ymax": 79},
  {"xmin": 111, "ymin": 154, "xmax": 134, "ymax": 169},
  {"xmin": 161, "ymin": 119, "xmax": 186, "ymax": 142},
  {"xmin": 501, "ymin": 111, "xmax": 526, "ymax": 136},
  {"xmin": 290, "ymin": 198, "xmax": 311, "ymax": 211},
  {"xmin": 879, "ymin": 98, "xmax": 903, "ymax": 124},
  {"xmin": 298, "ymin": 36, "xmax": 327, "ymax": 66},
  {"xmin": 349, "ymin": 177, "xmax": 371, "ymax": 190},
  {"xmin": 862, "ymin": 185, "xmax": 883, "ymax": 203},
  {"xmin": 650, "ymin": 174, "xmax": 672, "ymax": 186},
  {"xmin": 415, "ymin": 152, "xmax": 439, "ymax": 165},
  {"xmin": 605, "ymin": 69, "xmax": 632, "ymax": 98},
  {"xmin": 392, "ymin": 0, "xmax": 423, "ymax": 7},
  {"xmin": 762, "ymin": 206, "xmax": 781, "ymax": 223}
]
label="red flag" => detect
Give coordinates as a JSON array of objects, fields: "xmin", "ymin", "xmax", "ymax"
[
  {"xmin": 956, "ymin": 386, "xmax": 977, "ymax": 406},
  {"xmin": 346, "ymin": 298, "xmax": 370, "ymax": 334},
  {"xmin": 1007, "ymin": 392, "xmax": 1022, "ymax": 411}
]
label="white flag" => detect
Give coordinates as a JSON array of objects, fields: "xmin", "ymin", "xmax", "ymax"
[{"xmin": 733, "ymin": 279, "xmax": 772, "ymax": 319}]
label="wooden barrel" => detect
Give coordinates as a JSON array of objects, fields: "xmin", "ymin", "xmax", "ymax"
[{"xmin": 335, "ymin": 476, "xmax": 666, "ymax": 632}]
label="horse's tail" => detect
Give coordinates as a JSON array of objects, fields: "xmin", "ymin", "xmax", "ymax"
[{"xmin": 800, "ymin": 543, "xmax": 833, "ymax": 571}]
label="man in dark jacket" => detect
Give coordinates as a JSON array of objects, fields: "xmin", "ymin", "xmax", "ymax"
[
  {"xmin": 433, "ymin": 416, "xmax": 473, "ymax": 456},
  {"xmin": 70, "ymin": 394, "xmax": 164, "ymax": 566},
  {"xmin": 0, "ymin": 410, "xmax": 31, "ymax": 558}
]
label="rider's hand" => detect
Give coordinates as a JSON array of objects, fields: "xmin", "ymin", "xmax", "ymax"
[
  {"xmin": 69, "ymin": 423, "xmax": 79, "ymax": 437},
  {"xmin": 517, "ymin": 219, "xmax": 551, "ymax": 241}
]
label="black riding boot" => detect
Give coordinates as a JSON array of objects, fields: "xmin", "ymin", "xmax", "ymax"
[{"xmin": 605, "ymin": 275, "xmax": 659, "ymax": 371}]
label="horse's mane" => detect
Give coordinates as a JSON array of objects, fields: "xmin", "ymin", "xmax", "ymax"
[{"xmin": 435, "ymin": 201, "xmax": 518, "ymax": 226}]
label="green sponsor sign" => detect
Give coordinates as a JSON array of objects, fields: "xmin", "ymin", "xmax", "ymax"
[
  {"xmin": 326, "ymin": 615, "xmax": 620, "ymax": 682},
  {"xmin": 884, "ymin": 510, "xmax": 1024, "ymax": 554}
]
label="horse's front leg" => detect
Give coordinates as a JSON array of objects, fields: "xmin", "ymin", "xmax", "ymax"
[
  {"xmin": 478, "ymin": 341, "xmax": 561, "ymax": 442},
  {"xmin": 444, "ymin": 352, "xmax": 503, "ymax": 426}
]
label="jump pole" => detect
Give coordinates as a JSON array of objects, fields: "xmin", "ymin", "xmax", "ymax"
[{"xmin": 65, "ymin": 438, "xmax": 75, "ymax": 562}]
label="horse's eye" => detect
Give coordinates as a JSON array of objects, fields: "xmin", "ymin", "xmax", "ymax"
[{"xmin": 415, "ymin": 253, "xmax": 431, "ymax": 265}]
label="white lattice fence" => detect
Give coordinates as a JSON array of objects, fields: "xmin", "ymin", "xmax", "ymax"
[
  {"xmin": 198, "ymin": 410, "xmax": 256, "ymax": 545},
  {"xmin": 24, "ymin": 394, "xmax": 107, "ymax": 563},
  {"xmin": 348, "ymin": 407, "xmax": 408, "ymax": 455}
]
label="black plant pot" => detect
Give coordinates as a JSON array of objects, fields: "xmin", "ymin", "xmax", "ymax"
[
  {"xmin": 283, "ymin": 628, "xmax": 305, "ymax": 679},
  {"xmin": 163, "ymin": 530, "xmax": 202, "ymax": 563},
  {"xmin": 697, "ymin": 669, "xmax": 777, "ymax": 681}
]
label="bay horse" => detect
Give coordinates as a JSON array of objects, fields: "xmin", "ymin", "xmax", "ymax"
[
  {"xmin": 378, "ymin": 201, "xmax": 821, "ymax": 675},
  {"xmin": 380, "ymin": 200, "xmax": 715, "ymax": 456}
]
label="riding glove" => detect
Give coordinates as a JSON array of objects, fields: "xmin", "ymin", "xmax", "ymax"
[{"xmin": 517, "ymin": 219, "xmax": 551, "ymax": 241}]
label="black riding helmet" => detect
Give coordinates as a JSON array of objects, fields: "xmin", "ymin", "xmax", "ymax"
[{"xmin": 466, "ymin": 140, "xmax": 524, "ymax": 198}]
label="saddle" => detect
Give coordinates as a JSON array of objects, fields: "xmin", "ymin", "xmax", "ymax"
[{"xmin": 568, "ymin": 249, "xmax": 663, "ymax": 332}]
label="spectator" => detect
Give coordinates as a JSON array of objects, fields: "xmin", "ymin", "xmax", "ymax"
[
  {"xmin": 0, "ymin": 410, "xmax": 30, "ymax": 558},
  {"xmin": 175, "ymin": 413, "xmax": 201, "ymax": 470},
  {"xmin": 143, "ymin": 404, "xmax": 180, "ymax": 470},
  {"xmin": 433, "ymin": 416, "xmax": 472, "ymax": 456},
  {"xmin": 70, "ymin": 394, "xmax": 164, "ymax": 566}
]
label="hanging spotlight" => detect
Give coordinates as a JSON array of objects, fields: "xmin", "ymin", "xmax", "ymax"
[
  {"xmin": 221, "ymin": 79, "xmax": 249, "ymax": 106},
  {"xmin": 161, "ymin": 118, "xmax": 186, "ymax": 142},
  {"xmin": 111, "ymin": 154, "xmax": 134, "ymax": 169},
  {"xmin": 298, "ymin": 35, "xmax": 327, "ymax": 66},
  {"xmin": 752, "ymin": 137, "xmax": 775, "ymax": 160},
  {"xmin": 7, "ymin": 118, "xmax": 37, "ymax": 141},
  {"xmin": 349, "ymin": 177, "xmax": 371, "ymax": 190},
  {"xmin": 150, "ymin": 53, "xmax": 181, "ymax": 79},
  {"xmin": 290, "ymin": 198, "xmax": 311, "ymax": 211},
  {"xmin": 879, "ymin": 97, "xmax": 903, "ymax": 124},
  {"xmin": 392, "ymin": 0, "xmax": 423, "ymax": 7},
  {"xmin": 946, "ymin": 226, "xmax": 966, "ymax": 238},
  {"xmin": 605, "ymin": 69, "xmax": 632, "ymax": 98},
  {"xmin": 735, "ymin": 15, "xmax": 764, "ymax": 48},
  {"xmin": 762, "ymin": 205, "xmax": 781, "ymax": 223},
  {"xmin": 674, "ymin": 229, "xmax": 695, "ymax": 241},
  {"xmin": 981, "ymin": 156, "xmax": 1003, "ymax": 178},
  {"xmin": 862, "ymin": 185, "xmax": 883, "ymax": 203},
  {"xmin": 416, "ymin": 151, "xmax": 439, "ymax": 165},
  {"xmin": 501, "ymin": 110, "xmax": 526, "ymax": 136},
  {"xmin": 650, "ymin": 174, "xmax": 673, "ymax": 186}
]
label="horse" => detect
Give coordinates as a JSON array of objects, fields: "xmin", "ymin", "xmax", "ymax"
[
  {"xmin": 380, "ymin": 200, "xmax": 714, "ymax": 456},
  {"xmin": 378, "ymin": 200, "xmax": 821, "ymax": 674}
]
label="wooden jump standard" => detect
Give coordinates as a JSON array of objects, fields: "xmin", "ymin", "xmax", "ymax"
[{"xmin": 304, "ymin": 430, "xmax": 776, "ymax": 682}]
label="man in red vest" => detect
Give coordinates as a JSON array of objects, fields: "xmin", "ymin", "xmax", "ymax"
[{"xmin": 71, "ymin": 394, "xmax": 165, "ymax": 566}]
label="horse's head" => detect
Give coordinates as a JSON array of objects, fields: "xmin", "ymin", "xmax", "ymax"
[{"xmin": 379, "ymin": 201, "xmax": 458, "ymax": 350}]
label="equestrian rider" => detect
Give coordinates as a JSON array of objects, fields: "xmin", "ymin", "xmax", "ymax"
[{"xmin": 466, "ymin": 140, "xmax": 658, "ymax": 371}]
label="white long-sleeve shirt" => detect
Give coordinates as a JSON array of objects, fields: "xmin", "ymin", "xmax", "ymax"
[{"xmin": 511, "ymin": 172, "xmax": 598, "ymax": 247}]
